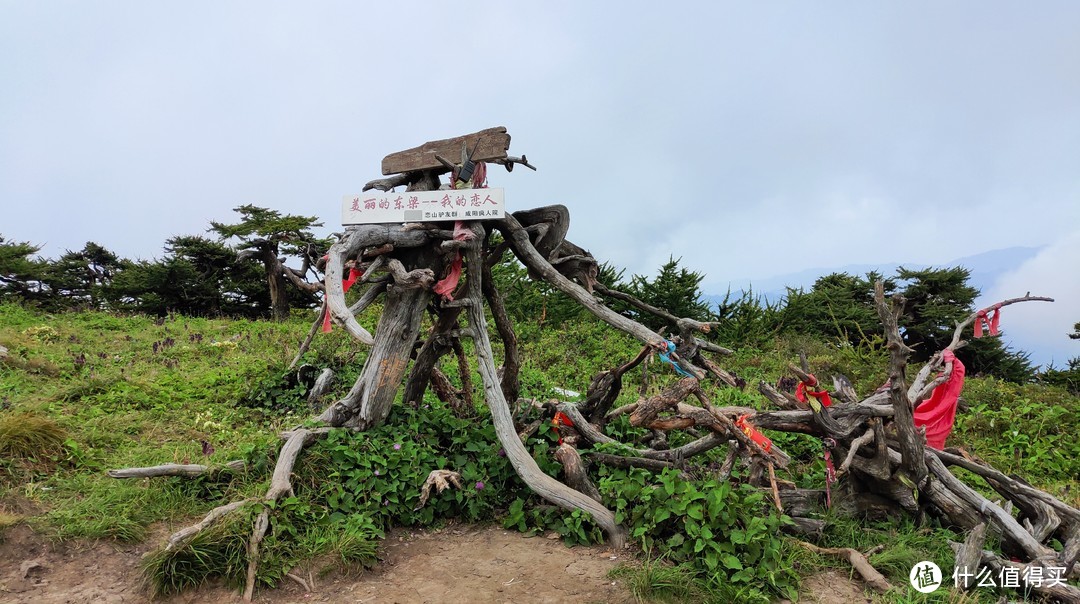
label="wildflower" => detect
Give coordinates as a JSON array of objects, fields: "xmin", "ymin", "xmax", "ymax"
[
  {"xmin": 475, "ymin": 481, "xmax": 485, "ymax": 490},
  {"xmin": 497, "ymin": 448, "xmax": 506, "ymax": 457},
  {"xmin": 383, "ymin": 499, "xmax": 389, "ymax": 506},
  {"xmin": 374, "ymin": 470, "xmax": 380, "ymax": 476},
  {"xmin": 393, "ymin": 443, "xmax": 401, "ymax": 450}
]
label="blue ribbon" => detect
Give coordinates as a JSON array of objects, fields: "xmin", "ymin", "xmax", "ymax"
[{"xmin": 658, "ymin": 340, "xmax": 692, "ymax": 377}]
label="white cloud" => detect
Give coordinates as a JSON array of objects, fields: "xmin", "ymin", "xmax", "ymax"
[
  {"xmin": 980, "ymin": 230, "xmax": 1080, "ymax": 368},
  {"xmin": 2, "ymin": 1, "xmax": 1079, "ymax": 301}
]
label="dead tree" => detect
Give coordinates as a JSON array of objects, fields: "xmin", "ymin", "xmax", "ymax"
[{"xmin": 115, "ymin": 127, "xmax": 1078, "ymax": 601}]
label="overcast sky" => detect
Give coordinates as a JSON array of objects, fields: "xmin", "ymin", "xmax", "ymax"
[{"xmin": 2, "ymin": 2, "xmax": 1077, "ymax": 365}]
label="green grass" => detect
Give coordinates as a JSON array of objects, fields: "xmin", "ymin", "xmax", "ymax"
[{"xmin": 1, "ymin": 300, "xmax": 1078, "ymax": 600}]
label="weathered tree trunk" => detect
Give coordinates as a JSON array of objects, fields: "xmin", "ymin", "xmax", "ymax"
[
  {"xmin": 260, "ymin": 248, "xmax": 290, "ymax": 322},
  {"xmin": 319, "ymin": 172, "xmax": 447, "ymax": 428},
  {"xmin": 401, "ymin": 305, "xmax": 465, "ymax": 407},
  {"xmin": 319, "ymin": 282, "xmax": 430, "ymax": 428},
  {"xmin": 462, "ymin": 233, "xmax": 627, "ymax": 548},
  {"xmin": 481, "ymin": 255, "xmax": 521, "ymax": 403}
]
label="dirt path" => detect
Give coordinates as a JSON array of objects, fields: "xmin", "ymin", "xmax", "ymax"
[
  {"xmin": 0, "ymin": 523, "xmax": 636, "ymax": 604},
  {"xmin": 1, "ymin": 518, "xmax": 878, "ymax": 604}
]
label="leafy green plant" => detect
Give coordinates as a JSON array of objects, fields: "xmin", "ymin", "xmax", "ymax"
[
  {"xmin": 953, "ymin": 377, "xmax": 1080, "ymax": 488},
  {"xmin": 502, "ymin": 497, "xmax": 603, "ymax": 546},
  {"xmin": 595, "ymin": 467, "xmax": 796, "ymax": 601},
  {"xmin": 238, "ymin": 368, "xmax": 311, "ymax": 414},
  {"xmin": 305, "ymin": 401, "xmax": 526, "ymax": 529}
]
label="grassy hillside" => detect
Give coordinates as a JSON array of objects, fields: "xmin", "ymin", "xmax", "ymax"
[{"xmin": 1, "ymin": 302, "xmax": 1077, "ymax": 602}]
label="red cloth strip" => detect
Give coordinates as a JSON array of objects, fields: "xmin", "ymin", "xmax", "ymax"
[
  {"xmin": 974, "ymin": 307, "xmax": 1002, "ymax": 338},
  {"xmin": 323, "ymin": 267, "xmax": 364, "ymax": 332},
  {"xmin": 433, "ymin": 253, "xmax": 463, "ymax": 302},
  {"xmin": 913, "ymin": 349, "xmax": 966, "ymax": 450},
  {"xmin": 433, "ymin": 221, "xmax": 476, "ymax": 302},
  {"xmin": 552, "ymin": 411, "xmax": 575, "ymax": 445},
  {"xmin": 795, "ymin": 375, "xmax": 832, "ymax": 407},
  {"xmin": 735, "ymin": 414, "xmax": 772, "ymax": 453}
]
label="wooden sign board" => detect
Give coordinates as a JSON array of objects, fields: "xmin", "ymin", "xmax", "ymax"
[
  {"xmin": 342, "ymin": 188, "xmax": 505, "ymax": 225},
  {"xmin": 381, "ymin": 127, "xmax": 511, "ymax": 175}
]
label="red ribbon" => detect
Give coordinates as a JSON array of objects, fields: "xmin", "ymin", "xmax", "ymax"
[
  {"xmin": 552, "ymin": 411, "xmax": 575, "ymax": 445},
  {"xmin": 795, "ymin": 374, "xmax": 832, "ymax": 407},
  {"xmin": 735, "ymin": 414, "xmax": 772, "ymax": 453},
  {"xmin": 322, "ymin": 267, "xmax": 364, "ymax": 333},
  {"xmin": 974, "ymin": 304, "xmax": 1002, "ymax": 338}
]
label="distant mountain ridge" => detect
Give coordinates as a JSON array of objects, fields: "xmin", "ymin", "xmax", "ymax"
[{"xmin": 705, "ymin": 246, "xmax": 1045, "ymax": 308}]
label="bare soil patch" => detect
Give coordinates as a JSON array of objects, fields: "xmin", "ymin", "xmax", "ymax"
[
  {"xmin": 1, "ymin": 515, "xmax": 880, "ymax": 604},
  {"xmin": 0, "ymin": 522, "xmax": 636, "ymax": 604},
  {"xmin": 785, "ymin": 570, "xmax": 873, "ymax": 604}
]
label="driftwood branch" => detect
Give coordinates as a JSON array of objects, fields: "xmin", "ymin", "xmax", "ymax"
[
  {"xmin": 873, "ymin": 281, "xmax": 927, "ymax": 486},
  {"xmin": 108, "ymin": 460, "xmax": 245, "ymax": 479},
  {"xmin": 463, "ymin": 231, "xmax": 627, "ymax": 549},
  {"xmin": 554, "ymin": 444, "xmax": 603, "ymax": 503},
  {"xmin": 362, "ymin": 173, "xmax": 411, "ymax": 192},
  {"xmin": 792, "ymin": 540, "xmax": 892, "ymax": 593},
  {"xmin": 289, "ymin": 306, "xmax": 327, "ymax": 370},
  {"xmin": 324, "ymin": 239, "xmax": 375, "ymax": 346},
  {"xmin": 581, "ymin": 345, "xmax": 651, "ymax": 424},
  {"xmin": 946, "ymin": 295, "xmax": 1054, "ymax": 351},
  {"xmin": 491, "ymin": 155, "xmax": 537, "ymax": 172},
  {"xmin": 594, "ymin": 283, "xmax": 718, "ymax": 336},
  {"xmin": 165, "ymin": 499, "xmax": 257, "ymax": 552},
  {"xmin": 481, "ymin": 256, "xmax": 521, "ymax": 403},
  {"xmin": 385, "ymin": 258, "xmax": 436, "ymax": 289},
  {"xmin": 496, "ymin": 214, "xmax": 668, "ymax": 351},
  {"xmin": 243, "ymin": 428, "xmax": 319, "ymax": 601}
]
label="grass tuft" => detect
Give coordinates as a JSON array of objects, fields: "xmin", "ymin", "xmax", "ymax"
[
  {"xmin": 0, "ymin": 412, "xmax": 67, "ymax": 459},
  {"xmin": 327, "ymin": 528, "xmax": 379, "ymax": 573},
  {"xmin": 609, "ymin": 556, "xmax": 709, "ymax": 603},
  {"xmin": 141, "ymin": 516, "xmax": 250, "ymax": 598},
  {"xmin": 0, "ymin": 511, "xmax": 21, "ymax": 529}
]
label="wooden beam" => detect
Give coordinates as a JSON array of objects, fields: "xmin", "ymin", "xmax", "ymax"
[{"xmin": 381, "ymin": 127, "xmax": 511, "ymax": 175}]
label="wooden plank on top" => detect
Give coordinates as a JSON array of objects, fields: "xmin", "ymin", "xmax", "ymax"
[{"xmin": 381, "ymin": 126, "xmax": 511, "ymax": 175}]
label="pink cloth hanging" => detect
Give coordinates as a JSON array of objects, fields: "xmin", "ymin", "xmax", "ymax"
[
  {"xmin": 433, "ymin": 253, "xmax": 464, "ymax": 301},
  {"xmin": 974, "ymin": 304, "xmax": 1002, "ymax": 338},
  {"xmin": 432, "ymin": 221, "xmax": 476, "ymax": 302},
  {"xmin": 913, "ymin": 349, "xmax": 966, "ymax": 449}
]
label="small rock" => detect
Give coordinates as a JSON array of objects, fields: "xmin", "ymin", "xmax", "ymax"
[{"xmin": 20, "ymin": 559, "xmax": 45, "ymax": 579}]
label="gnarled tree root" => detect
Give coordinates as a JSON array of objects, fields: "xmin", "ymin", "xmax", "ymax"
[{"xmin": 792, "ymin": 539, "xmax": 892, "ymax": 593}]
